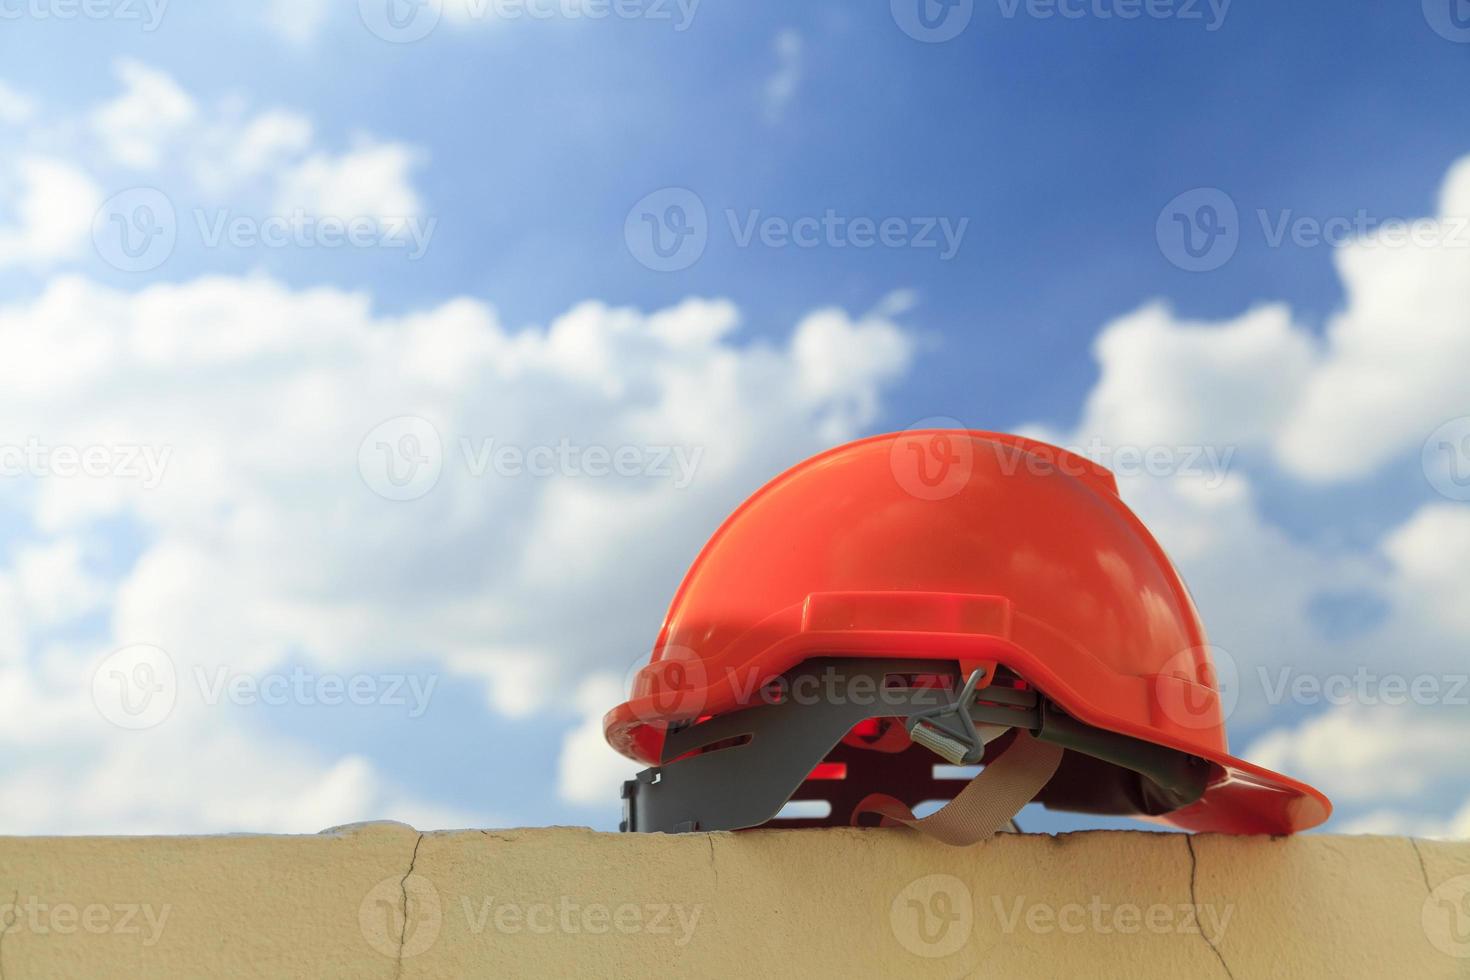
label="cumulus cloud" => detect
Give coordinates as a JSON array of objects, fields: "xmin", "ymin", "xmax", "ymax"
[
  {"xmin": 0, "ymin": 157, "xmax": 102, "ymax": 269},
  {"xmin": 1026, "ymin": 155, "xmax": 1470, "ymax": 835},
  {"xmin": 4, "ymin": 60, "xmax": 426, "ymax": 263},
  {"xmin": 0, "ymin": 270, "xmax": 911, "ymax": 829},
  {"xmin": 1274, "ymin": 161, "xmax": 1470, "ymax": 480},
  {"xmin": 1049, "ymin": 156, "xmax": 1470, "ymax": 488},
  {"xmin": 264, "ymin": 0, "xmax": 334, "ymax": 43},
  {"xmin": 0, "ymin": 80, "xmax": 36, "ymax": 126},
  {"xmin": 1245, "ymin": 704, "xmax": 1470, "ymax": 803},
  {"xmin": 557, "ymin": 674, "xmax": 636, "ymax": 806},
  {"xmin": 91, "ymin": 59, "xmax": 199, "ymax": 170},
  {"xmin": 274, "ymin": 142, "xmax": 426, "ymax": 224},
  {"xmin": 1075, "ymin": 302, "xmax": 1314, "ymax": 451}
]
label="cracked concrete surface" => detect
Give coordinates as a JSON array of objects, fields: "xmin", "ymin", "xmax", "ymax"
[
  {"xmin": 0, "ymin": 823, "xmax": 1464, "ymax": 978},
  {"xmin": 1184, "ymin": 834, "xmax": 1236, "ymax": 980},
  {"xmin": 393, "ymin": 832, "xmax": 425, "ymax": 980}
]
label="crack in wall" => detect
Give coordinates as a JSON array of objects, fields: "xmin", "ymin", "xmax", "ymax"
[
  {"xmin": 1184, "ymin": 836, "xmax": 1236, "ymax": 980},
  {"xmin": 1408, "ymin": 838, "xmax": 1434, "ymax": 896},
  {"xmin": 393, "ymin": 833, "xmax": 426, "ymax": 980},
  {"xmin": 706, "ymin": 835, "xmax": 719, "ymax": 892}
]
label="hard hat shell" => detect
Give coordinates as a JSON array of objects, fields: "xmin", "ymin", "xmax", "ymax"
[{"xmin": 605, "ymin": 430, "xmax": 1330, "ymax": 834}]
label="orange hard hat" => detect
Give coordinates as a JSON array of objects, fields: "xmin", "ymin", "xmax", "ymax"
[{"xmin": 606, "ymin": 430, "xmax": 1330, "ymax": 838}]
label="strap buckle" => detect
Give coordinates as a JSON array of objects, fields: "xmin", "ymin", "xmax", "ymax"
[{"xmin": 905, "ymin": 668, "xmax": 1009, "ymax": 765}]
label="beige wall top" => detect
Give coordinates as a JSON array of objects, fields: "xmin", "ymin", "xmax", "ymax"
[{"xmin": 0, "ymin": 822, "xmax": 1467, "ymax": 978}]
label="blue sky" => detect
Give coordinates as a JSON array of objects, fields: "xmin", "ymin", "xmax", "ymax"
[
  {"xmin": 1, "ymin": 0, "xmax": 1468, "ymax": 837},
  {"xmin": 8, "ymin": 1, "xmax": 1467, "ymax": 426}
]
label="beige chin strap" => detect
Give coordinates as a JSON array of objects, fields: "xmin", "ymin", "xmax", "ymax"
[{"xmin": 852, "ymin": 731, "xmax": 1064, "ymax": 846}]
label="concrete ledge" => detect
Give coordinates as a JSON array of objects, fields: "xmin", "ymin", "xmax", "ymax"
[{"xmin": 0, "ymin": 823, "xmax": 1468, "ymax": 978}]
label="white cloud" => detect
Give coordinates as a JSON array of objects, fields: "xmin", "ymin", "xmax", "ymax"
[
  {"xmin": 1024, "ymin": 155, "xmax": 1470, "ymax": 837},
  {"xmin": 275, "ymin": 142, "xmax": 426, "ymax": 221},
  {"xmin": 91, "ymin": 59, "xmax": 198, "ymax": 169},
  {"xmin": 1338, "ymin": 798, "xmax": 1470, "ymax": 839},
  {"xmin": 0, "ymin": 80, "xmax": 37, "ymax": 126},
  {"xmin": 0, "ymin": 271, "xmax": 911, "ymax": 827},
  {"xmin": 1076, "ymin": 302, "xmax": 1314, "ymax": 451},
  {"xmin": 13, "ymin": 62, "xmax": 425, "ymax": 235},
  {"xmin": 194, "ymin": 108, "xmax": 316, "ymax": 193},
  {"xmin": 763, "ymin": 29, "xmax": 803, "ymax": 123},
  {"xmin": 1274, "ymin": 160, "xmax": 1470, "ymax": 480},
  {"xmin": 1245, "ymin": 704, "xmax": 1470, "ymax": 804},
  {"xmin": 0, "ymin": 157, "xmax": 103, "ymax": 269},
  {"xmin": 557, "ymin": 674, "xmax": 638, "ymax": 806},
  {"xmin": 0, "ymin": 729, "xmax": 483, "ymax": 835},
  {"xmin": 1050, "ymin": 156, "xmax": 1470, "ymax": 486},
  {"xmin": 12, "ymin": 539, "xmax": 109, "ymax": 627},
  {"xmin": 1381, "ymin": 504, "xmax": 1470, "ymax": 639},
  {"xmin": 264, "ymin": 0, "xmax": 333, "ymax": 43}
]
